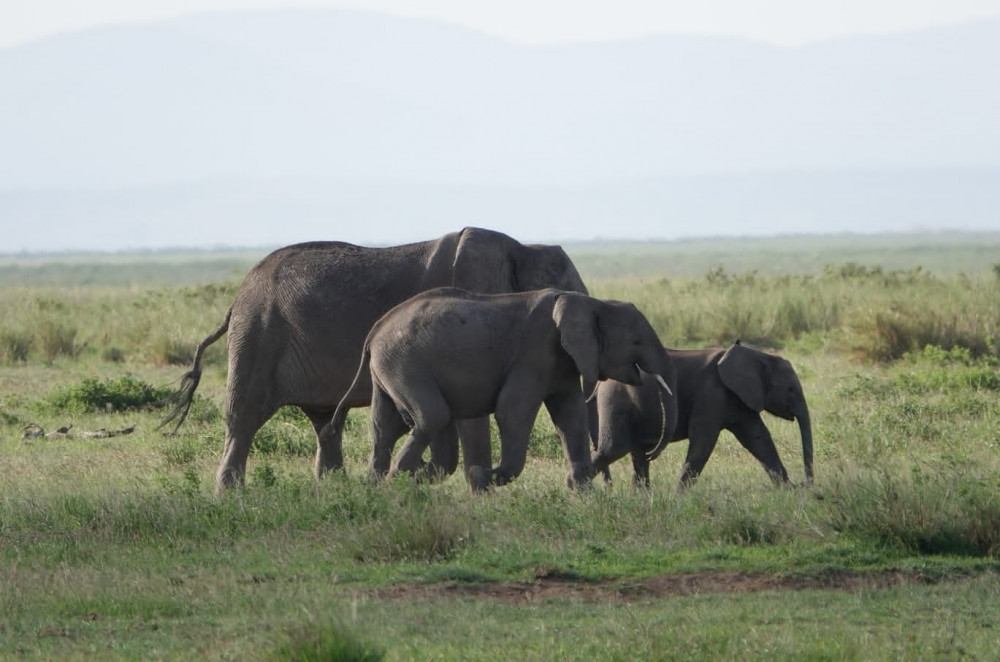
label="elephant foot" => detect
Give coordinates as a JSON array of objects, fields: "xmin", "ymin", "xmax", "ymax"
[
  {"xmin": 467, "ymin": 465, "xmax": 492, "ymax": 493},
  {"xmin": 314, "ymin": 458, "xmax": 345, "ymax": 481},
  {"xmin": 388, "ymin": 457, "xmax": 427, "ymax": 478},
  {"xmin": 390, "ymin": 460, "xmax": 451, "ymax": 484},
  {"xmin": 215, "ymin": 468, "xmax": 245, "ymax": 496},
  {"xmin": 418, "ymin": 462, "xmax": 453, "ymax": 483},
  {"xmin": 566, "ymin": 465, "xmax": 594, "ymax": 490},
  {"xmin": 589, "ymin": 459, "xmax": 612, "ymax": 483}
]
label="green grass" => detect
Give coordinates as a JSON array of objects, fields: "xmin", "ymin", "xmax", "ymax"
[{"xmin": 2, "ymin": 234, "xmax": 1000, "ymax": 659}]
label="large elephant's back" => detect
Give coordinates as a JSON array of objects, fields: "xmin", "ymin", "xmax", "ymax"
[{"xmin": 226, "ymin": 239, "xmax": 447, "ymax": 409}]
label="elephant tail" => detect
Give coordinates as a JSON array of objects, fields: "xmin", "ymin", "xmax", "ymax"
[
  {"xmin": 332, "ymin": 345, "xmax": 372, "ymax": 432},
  {"xmin": 158, "ymin": 307, "xmax": 232, "ymax": 435}
]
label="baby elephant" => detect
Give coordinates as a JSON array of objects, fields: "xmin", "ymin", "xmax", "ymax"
[
  {"xmin": 589, "ymin": 341, "xmax": 813, "ymax": 488},
  {"xmin": 334, "ymin": 287, "xmax": 676, "ymax": 492}
]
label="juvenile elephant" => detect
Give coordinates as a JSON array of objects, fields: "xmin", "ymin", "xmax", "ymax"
[
  {"xmin": 589, "ymin": 341, "xmax": 813, "ymax": 488},
  {"xmin": 161, "ymin": 227, "xmax": 588, "ymax": 493},
  {"xmin": 335, "ymin": 287, "xmax": 677, "ymax": 492}
]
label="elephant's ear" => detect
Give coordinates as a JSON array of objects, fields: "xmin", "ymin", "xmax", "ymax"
[
  {"xmin": 552, "ymin": 293, "xmax": 600, "ymax": 384},
  {"xmin": 452, "ymin": 227, "xmax": 517, "ymax": 294},
  {"xmin": 718, "ymin": 343, "xmax": 766, "ymax": 412}
]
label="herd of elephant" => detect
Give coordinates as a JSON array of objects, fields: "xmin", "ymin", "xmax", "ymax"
[{"xmin": 163, "ymin": 227, "xmax": 814, "ymax": 494}]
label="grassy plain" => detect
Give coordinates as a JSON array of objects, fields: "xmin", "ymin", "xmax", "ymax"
[{"xmin": 1, "ymin": 232, "xmax": 1000, "ymax": 660}]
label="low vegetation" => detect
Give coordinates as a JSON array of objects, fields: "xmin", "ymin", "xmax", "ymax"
[{"xmin": 1, "ymin": 234, "xmax": 999, "ymax": 659}]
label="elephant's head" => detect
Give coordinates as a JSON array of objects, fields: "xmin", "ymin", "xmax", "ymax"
[
  {"xmin": 452, "ymin": 227, "xmax": 588, "ymax": 296},
  {"xmin": 718, "ymin": 342, "xmax": 814, "ymax": 484},
  {"xmin": 552, "ymin": 293, "xmax": 677, "ymax": 454}
]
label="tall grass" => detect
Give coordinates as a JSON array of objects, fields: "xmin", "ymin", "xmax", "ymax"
[
  {"xmin": 2, "ymin": 261, "xmax": 997, "ymax": 366},
  {"xmin": 0, "ymin": 327, "xmax": 32, "ymax": 364},
  {"xmin": 0, "ymin": 283, "xmax": 235, "ymax": 366},
  {"xmin": 822, "ymin": 462, "xmax": 1000, "ymax": 556},
  {"xmin": 591, "ymin": 265, "xmax": 1000, "ymax": 360}
]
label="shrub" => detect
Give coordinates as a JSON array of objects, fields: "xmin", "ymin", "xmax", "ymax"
[
  {"xmin": 252, "ymin": 461, "xmax": 278, "ymax": 487},
  {"xmin": 253, "ymin": 407, "xmax": 316, "ymax": 457},
  {"xmin": 823, "ymin": 464, "xmax": 1000, "ymax": 557},
  {"xmin": 264, "ymin": 622, "xmax": 384, "ymax": 662},
  {"xmin": 896, "ymin": 345, "xmax": 1000, "ymax": 392},
  {"xmin": 860, "ymin": 308, "xmax": 996, "ymax": 363},
  {"xmin": 43, "ymin": 374, "xmax": 174, "ymax": 414}
]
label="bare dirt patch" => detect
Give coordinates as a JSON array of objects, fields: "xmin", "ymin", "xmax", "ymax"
[{"xmin": 371, "ymin": 568, "xmax": 950, "ymax": 604}]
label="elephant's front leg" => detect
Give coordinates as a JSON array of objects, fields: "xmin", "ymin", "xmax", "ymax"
[
  {"xmin": 630, "ymin": 451, "xmax": 651, "ymax": 488},
  {"xmin": 368, "ymin": 385, "xmax": 410, "ymax": 480},
  {"xmin": 728, "ymin": 414, "xmax": 790, "ymax": 485},
  {"xmin": 544, "ymin": 390, "xmax": 593, "ymax": 489}
]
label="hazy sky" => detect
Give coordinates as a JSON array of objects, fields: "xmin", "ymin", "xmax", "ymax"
[{"xmin": 5, "ymin": 0, "xmax": 1000, "ymax": 48}]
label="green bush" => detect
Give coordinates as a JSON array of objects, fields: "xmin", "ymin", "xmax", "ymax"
[
  {"xmin": 823, "ymin": 464, "xmax": 1000, "ymax": 557},
  {"xmin": 253, "ymin": 407, "xmax": 316, "ymax": 457},
  {"xmin": 862, "ymin": 309, "xmax": 996, "ymax": 363},
  {"xmin": 896, "ymin": 345, "xmax": 1000, "ymax": 391},
  {"xmin": 264, "ymin": 622, "xmax": 384, "ymax": 662},
  {"xmin": 42, "ymin": 374, "xmax": 174, "ymax": 414}
]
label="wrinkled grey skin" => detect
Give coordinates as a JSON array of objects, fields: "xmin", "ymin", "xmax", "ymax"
[
  {"xmin": 589, "ymin": 341, "xmax": 814, "ymax": 488},
  {"xmin": 334, "ymin": 288, "xmax": 677, "ymax": 492},
  {"xmin": 161, "ymin": 227, "xmax": 588, "ymax": 493}
]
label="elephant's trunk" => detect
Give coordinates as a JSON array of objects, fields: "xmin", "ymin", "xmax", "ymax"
[{"xmin": 796, "ymin": 401, "xmax": 814, "ymax": 485}]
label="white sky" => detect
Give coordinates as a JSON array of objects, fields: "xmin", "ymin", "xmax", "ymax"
[{"xmin": 5, "ymin": 0, "xmax": 1000, "ymax": 49}]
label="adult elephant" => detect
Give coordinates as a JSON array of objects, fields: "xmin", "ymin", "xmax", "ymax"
[
  {"xmin": 589, "ymin": 341, "xmax": 813, "ymax": 488},
  {"xmin": 161, "ymin": 227, "xmax": 589, "ymax": 492},
  {"xmin": 336, "ymin": 287, "xmax": 677, "ymax": 492}
]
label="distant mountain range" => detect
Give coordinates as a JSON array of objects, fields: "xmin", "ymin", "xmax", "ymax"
[{"xmin": 1, "ymin": 9, "xmax": 998, "ymax": 252}]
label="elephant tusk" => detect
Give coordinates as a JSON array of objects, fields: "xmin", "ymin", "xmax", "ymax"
[{"xmin": 644, "ymin": 379, "xmax": 671, "ymax": 461}]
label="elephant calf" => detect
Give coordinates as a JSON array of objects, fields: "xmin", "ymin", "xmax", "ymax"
[
  {"xmin": 590, "ymin": 341, "xmax": 813, "ymax": 488},
  {"xmin": 335, "ymin": 287, "xmax": 677, "ymax": 492}
]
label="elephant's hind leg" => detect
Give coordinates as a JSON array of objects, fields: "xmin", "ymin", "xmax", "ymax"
[
  {"xmin": 217, "ymin": 403, "xmax": 278, "ymax": 493},
  {"xmin": 591, "ymin": 411, "xmax": 634, "ymax": 484},
  {"xmin": 371, "ymin": 378, "xmax": 452, "ymax": 481},
  {"xmin": 368, "ymin": 385, "xmax": 410, "ymax": 479},
  {"xmin": 390, "ymin": 421, "xmax": 459, "ymax": 481}
]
